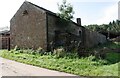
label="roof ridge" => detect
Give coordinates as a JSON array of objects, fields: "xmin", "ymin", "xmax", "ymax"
[
  {"xmin": 25, "ymin": 1, "xmax": 56, "ymax": 16},
  {"xmin": 24, "ymin": 1, "xmax": 83, "ymax": 27}
]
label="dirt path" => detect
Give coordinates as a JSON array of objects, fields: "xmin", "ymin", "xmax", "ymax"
[{"xmin": 0, "ymin": 57, "xmax": 82, "ymax": 76}]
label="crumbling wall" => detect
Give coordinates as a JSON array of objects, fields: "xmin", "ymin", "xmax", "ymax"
[
  {"xmin": 84, "ymin": 29, "xmax": 107, "ymax": 48},
  {"xmin": 0, "ymin": 34, "xmax": 10, "ymax": 49},
  {"xmin": 47, "ymin": 13, "xmax": 107, "ymax": 50},
  {"xmin": 47, "ymin": 14, "xmax": 82, "ymax": 50}
]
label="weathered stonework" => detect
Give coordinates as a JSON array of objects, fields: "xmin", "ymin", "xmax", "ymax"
[
  {"xmin": 47, "ymin": 14, "xmax": 83, "ymax": 50},
  {"xmin": 0, "ymin": 31, "xmax": 10, "ymax": 49},
  {"xmin": 10, "ymin": 1, "xmax": 107, "ymax": 51},
  {"xmin": 83, "ymin": 28, "xmax": 106, "ymax": 48},
  {"xmin": 10, "ymin": 2, "xmax": 47, "ymax": 50}
]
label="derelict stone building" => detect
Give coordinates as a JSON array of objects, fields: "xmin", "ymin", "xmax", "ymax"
[
  {"xmin": 0, "ymin": 30, "xmax": 10, "ymax": 49},
  {"xmin": 10, "ymin": 1, "xmax": 106, "ymax": 51}
]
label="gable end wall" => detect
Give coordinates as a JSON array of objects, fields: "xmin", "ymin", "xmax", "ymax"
[{"xmin": 10, "ymin": 2, "xmax": 47, "ymax": 50}]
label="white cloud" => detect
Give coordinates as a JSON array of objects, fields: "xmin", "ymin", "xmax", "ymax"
[{"xmin": 96, "ymin": 3, "xmax": 118, "ymax": 25}]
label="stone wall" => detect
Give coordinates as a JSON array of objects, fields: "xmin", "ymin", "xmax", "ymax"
[
  {"xmin": 84, "ymin": 28, "xmax": 107, "ymax": 48},
  {"xmin": 47, "ymin": 14, "xmax": 83, "ymax": 50},
  {"xmin": 0, "ymin": 34, "xmax": 10, "ymax": 49},
  {"xmin": 47, "ymin": 14, "xmax": 107, "ymax": 50},
  {"xmin": 47, "ymin": 14, "xmax": 57, "ymax": 50},
  {"xmin": 10, "ymin": 1, "xmax": 107, "ymax": 51},
  {"xmin": 10, "ymin": 2, "xmax": 47, "ymax": 50}
]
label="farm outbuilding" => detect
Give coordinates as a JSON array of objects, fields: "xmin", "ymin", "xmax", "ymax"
[
  {"xmin": 0, "ymin": 30, "xmax": 10, "ymax": 49},
  {"xmin": 10, "ymin": 1, "xmax": 107, "ymax": 51}
]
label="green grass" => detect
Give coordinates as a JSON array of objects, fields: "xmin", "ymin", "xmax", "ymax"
[
  {"xmin": 87, "ymin": 41, "xmax": 120, "ymax": 51},
  {"xmin": 0, "ymin": 49, "xmax": 119, "ymax": 76},
  {"xmin": 0, "ymin": 41, "xmax": 119, "ymax": 76}
]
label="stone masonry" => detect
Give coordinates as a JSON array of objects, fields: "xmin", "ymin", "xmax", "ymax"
[{"xmin": 10, "ymin": 1, "xmax": 107, "ymax": 51}]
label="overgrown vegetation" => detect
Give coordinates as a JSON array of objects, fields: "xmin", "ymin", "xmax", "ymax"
[
  {"xmin": 87, "ymin": 41, "xmax": 120, "ymax": 64},
  {"xmin": 0, "ymin": 41, "xmax": 120, "ymax": 76}
]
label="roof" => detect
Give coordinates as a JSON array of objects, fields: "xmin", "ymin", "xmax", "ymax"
[
  {"xmin": 0, "ymin": 30, "xmax": 10, "ymax": 35},
  {"xmin": 26, "ymin": 1, "xmax": 57, "ymax": 16},
  {"xmin": 26, "ymin": 1, "xmax": 84, "ymax": 28}
]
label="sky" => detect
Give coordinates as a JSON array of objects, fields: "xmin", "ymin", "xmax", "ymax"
[{"xmin": 0, "ymin": 0, "xmax": 119, "ymax": 29}]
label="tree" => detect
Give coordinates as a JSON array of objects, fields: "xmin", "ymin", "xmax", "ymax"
[
  {"xmin": 57, "ymin": 0, "xmax": 74, "ymax": 21},
  {"xmin": 107, "ymin": 22, "xmax": 112, "ymax": 39},
  {"xmin": 84, "ymin": 20, "xmax": 120, "ymax": 39}
]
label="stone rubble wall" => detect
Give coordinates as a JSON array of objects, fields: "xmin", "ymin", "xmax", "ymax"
[{"xmin": 10, "ymin": 2, "xmax": 47, "ymax": 50}]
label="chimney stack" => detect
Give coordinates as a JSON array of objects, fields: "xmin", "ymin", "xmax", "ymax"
[{"xmin": 76, "ymin": 18, "xmax": 81, "ymax": 26}]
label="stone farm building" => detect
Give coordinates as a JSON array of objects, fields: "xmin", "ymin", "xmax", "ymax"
[
  {"xmin": 0, "ymin": 30, "xmax": 10, "ymax": 49},
  {"xmin": 10, "ymin": 1, "xmax": 107, "ymax": 51}
]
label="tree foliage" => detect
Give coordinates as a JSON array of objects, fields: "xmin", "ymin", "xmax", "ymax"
[
  {"xmin": 84, "ymin": 20, "xmax": 120, "ymax": 33},
  {"xmin": 57, "ymin": 0, "xmax": 74, "ymax": 21},
  {"xmin": 84, "ymin": 20, "xmax": 120, "ymax": 38}
]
